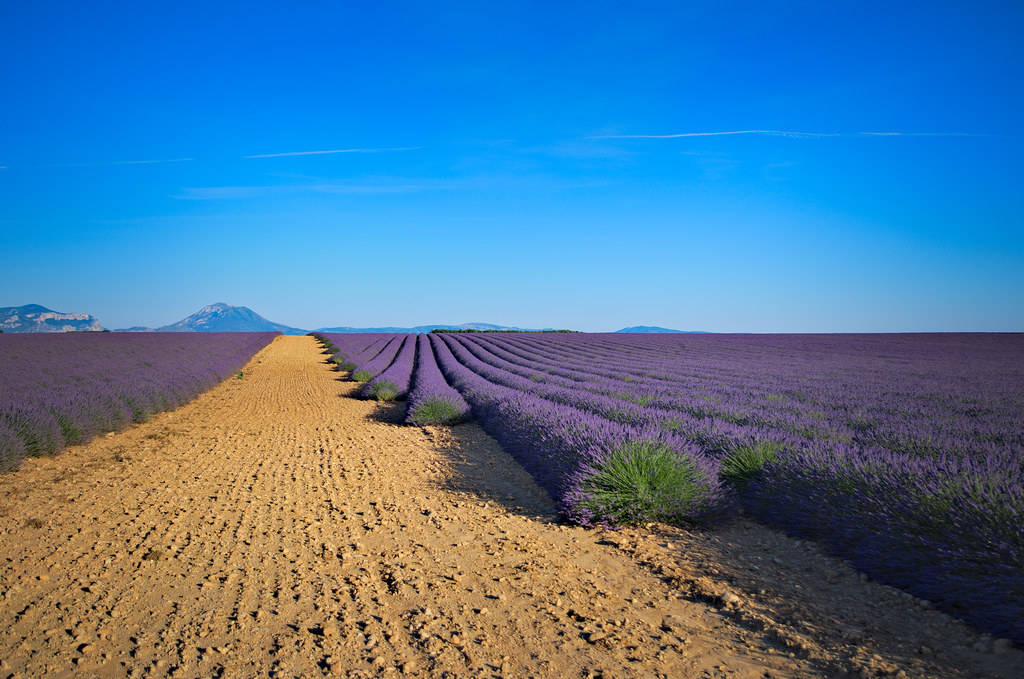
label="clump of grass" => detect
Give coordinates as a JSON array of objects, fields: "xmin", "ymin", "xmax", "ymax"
[
  {"xmin": 578, "ymin": 442, "xmax": 711, "ymax": 526},
  {"xmin": 338, "ymin": 360, "xmax": 356, "ymax": 371},
  {"xmin": 408, "ymin": 396, "xmax": 466, "ymax": 426},
  {"xmin": 367, "ymin": 380, "xmax": 400, "ymax": 401},
  {"xmin": 236, "ymin": 370, "xmax": 244, "ymax": 380},
  {"xmin": 351, "ymin": 370, "xmax": 374, "ymax": 382},
  {"xmin": 720, "ymin": 441, "xmax": 784, "ymax": 489},
  {"xmin": 660, "ymin": 417, "xmax": 684, "ymax": 433}
]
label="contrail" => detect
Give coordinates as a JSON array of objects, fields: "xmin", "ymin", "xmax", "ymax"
[
  {"xmin": 591, "ymin": 130, "xmax": 1002, "ymax": 139},
  {"xmin": 245, "ymin": 147, "xmax": 423, "ymax": 158},
  {"xmin": 853, "ymin": 132, "xmax": 999, "ymax": 137},
  {"xmin": 594, "ymin": 130, "xmax": 836, "ymax": 139}
]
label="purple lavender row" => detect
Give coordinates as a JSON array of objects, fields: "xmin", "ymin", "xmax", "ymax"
[
  {"xmin": 482, "ymin": 333, "xmax": 1024, "ymax": 460},
  {"xmin": 318, "ymin": 333, "xmax": 390, "ymax": 366},
  {"xmin": 314, "ymin": 333, "xmax": 361, "ymax": 355},
  {"xmin": 0, "ymin": 332, "xmax": 278, "ymax": 471},
  {"xmin": 442, "ymin": 332, "xmax": 1024, "ymax": 643},
  {"xmin": 332, "ymin": 334, "xmax": 387, "ymax": 356},
  {"xmin": 332, "ymin": 335, "xmax": 394, "ymax": 373},
  {"xmin": 467, "ymin": 334, "xmax": 869, "ymax": 453},
  {"xmin": 311, "ymin": 333, "xmax": 356, "ymax": 362},
  {"xmin": 440, "ymin": 334, "xmax": 773, "ymax": 455},
  {"xmin": 363, "ymin": 334, "xmax": 417, "ymax": 400},
  {"xmin": 430, "ymin": 334, "xmax": 728, "ymax": 526},
  {"xmin": 351, "ymin": 334, "xmax": 407, "ymax": 382},
  {"xmin": 466, "ymin": 331, "xmax": 1019, "ymax": 475},
  {"xmin": 404, "ymin": 334, "xmax": 470, "ymax": 426},
  {"xmin": 746, "ymin": 443, "xmax": 1024, "ymax": 645}
]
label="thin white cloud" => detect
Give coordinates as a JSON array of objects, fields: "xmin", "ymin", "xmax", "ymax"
[
  {"xmin": 174, "ymin": 180, "xmax": 453, "ymax": 200},
  {"xmin": 591, "ymin": 130, "xmax": 1004, "ymax": 139},
  {"xmin": 244, "ymin": 147, "xmax": 423, "ymax": 158},
  {"xmin": 853, "ymin": 132, "xmax": 1001, "ymax": 137},
  {"xmin": 593, "ymin": 130, "xmax": 836, "ymax": 139},
  {"xmin": 173, "ymin": 174, "xmax": 602, "ymax": 200},
  {"xmin": 93, "ymin": 157, "xmax": 194, "ymax": 164}
]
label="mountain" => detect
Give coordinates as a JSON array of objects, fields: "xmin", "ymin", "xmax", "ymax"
[
  {"xmin": 113, "ymin": 303, "xmax": 308, "ymax": 335},
  {"xmin": 614, "ymin": 326, "xmax": 707, "ymax": 333},
  {"xmin": 314, "ymin": 322, "xmax": 554, "ymax": 333},
  {"xmin": 0, "ymin": 304, "xmax": 105, "ymax": 333}
]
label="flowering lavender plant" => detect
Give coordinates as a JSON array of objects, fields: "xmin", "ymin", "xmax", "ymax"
[
  {"xmin": 351, "ymin": 334, "xmax": 407, "ymax": 382},
  {"xmin": 394, "ymin": 330, "xmax": 1023, "ymax": 643},
  {"xmin": 405, "ymin": 334, "xmax": 470, "ymax": 426},
  {"xmin": 364, "ymin": 334, "xmax": 416, "ymax": 401}
]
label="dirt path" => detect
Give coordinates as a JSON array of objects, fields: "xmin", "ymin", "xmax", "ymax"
[{"xmin": 0, "ymin": 336, "xmax": 1019, "ymax": 679}]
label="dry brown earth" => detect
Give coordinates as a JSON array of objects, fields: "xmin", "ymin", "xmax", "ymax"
[{"xmin": 0, "ymin": 336, "xmax": 1020, "ymax": 679}]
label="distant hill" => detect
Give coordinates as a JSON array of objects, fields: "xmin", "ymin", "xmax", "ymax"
[
  {"xmin": 614, "ymin": 326, "xmax": 707, "ymax": 333},
  {"xmin": 0, "ymin": 304, "xmax": 105, "ymax": 333},
  {"xmin": 315, "ymin": 322, "xmax": 553, "ymax": 333},
  {"xmin": 114, "ymin": 303, "xmax": 308, "ymax": 335}
]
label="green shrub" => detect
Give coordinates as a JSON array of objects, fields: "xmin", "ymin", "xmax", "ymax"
[
  {"xmin": 578, "ymin": 442, "xmax": 711, "ymax": 526},
  {"xmin": 352, "ymin": 370, "xmax": 374, "ymax": 382},
  {"xmin": 720, "ymin": 441, "xmax": 784, "ymax": 488},
  {"xmin": 338, "ymin": 360, "xmax": 356, "ymax": 371},
  {"xmin": 367, "ymin": 380, "xmax": 400, "ymax": 401},
  {"xmin": 408, "ymin": 397, "xmax": 465, "ymax": 426}
]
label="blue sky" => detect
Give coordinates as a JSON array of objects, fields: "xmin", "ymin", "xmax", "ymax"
[{"xmin": 1, "ymin": 1, "xmax": 1021, "ymax": 332}]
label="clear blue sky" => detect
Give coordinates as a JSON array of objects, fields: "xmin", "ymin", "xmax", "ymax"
[{"xmin": 2, "ymin": 1, "xmax": 1021, "ymax": 332}]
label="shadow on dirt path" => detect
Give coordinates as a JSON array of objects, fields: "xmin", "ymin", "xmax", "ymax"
[{"xmin": 419, "ymin": 423, "xmax": 563, "ymax": 525}]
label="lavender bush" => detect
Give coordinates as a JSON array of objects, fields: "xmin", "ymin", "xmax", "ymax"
[
  {"xmin": 746, "ymin": 444, "xmax": 1023, "ymax": 643},
  {"xmin": 405, "ymin": 334, "xmax": 470, "ymax": 426},
  {"xmin": 364, "ymin": 334, "xmax": 416, "ymax": 401},
  {"xmin": 351, "ymin": 334, "xmax": 407, "ymax": 382},
  {"xmin": 430, "ymin": 333, "xmax": 728, "ymax": 526},
  {"xmin": 0, "ymin": 332, "xmax": 277, "ymax": 471},
  {"xmin": 329, "ymin": 335, "xmax": 394, "ymax": 374},
  {"xmin": 318, "ymin": 333, "xmax": 390, "ymax": 369}
]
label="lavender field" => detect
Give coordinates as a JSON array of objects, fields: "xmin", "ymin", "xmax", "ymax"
[
  {"xmin": 320, "ymin": 331, "xmax": 1023, "ymax": 644},
  {"xmin": 0, "ymin": 332, "xmax": 278, "ymax": 470}
]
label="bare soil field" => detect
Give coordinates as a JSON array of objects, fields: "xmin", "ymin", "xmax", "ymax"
[{"xmin": 0, "ymin": 336, "xmax": 1019, "ymax": 679}]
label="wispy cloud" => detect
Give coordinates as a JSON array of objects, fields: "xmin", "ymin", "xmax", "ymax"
[
  {"xmin": 3, "ymin": 158, "xmax": 193, "ymax": 169},
  {"xmin": 174, "ymin": 180, "xmax": 453, "ymax": 200},
  {"xmin": 173, "ymin": 174, "xmax": 604, "ymax": 200},
  {"xmin": 244, "ymin": 147, "xmax": 423, "ymax": 159},
  {"xmin": 591, "ymin": 130, "xmax": 1004, "ymax": 139}
]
